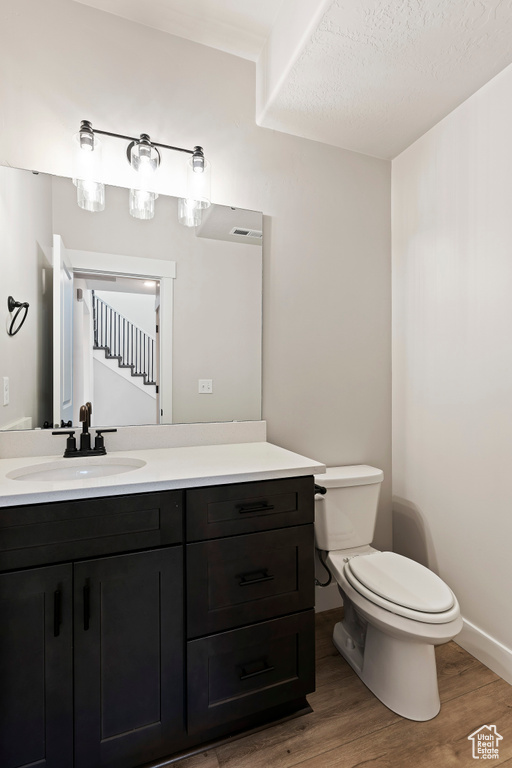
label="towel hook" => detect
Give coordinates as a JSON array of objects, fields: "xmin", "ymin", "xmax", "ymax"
[{"xmin": 7, "ymin": 296, "xmax": 29, "ymax": 336}]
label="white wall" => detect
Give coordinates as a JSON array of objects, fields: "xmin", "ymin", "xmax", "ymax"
[
  {"xmin": 0, "ymin": 167, "xmax": 53, "ymax": 429},
  {"xmin": 393, "ymin": 63, "xmax": 512, "ymax": 681},
  {"xmin": 93, "ymin": 358, "xmax": 156, "ymax": 427},
  {"xmin": 95, "ymin": 291, "xmax": 156, "ymax": 339},
  {"xmin": 0, "ymin": 0, "xmax": 392, "ymax": 553}
]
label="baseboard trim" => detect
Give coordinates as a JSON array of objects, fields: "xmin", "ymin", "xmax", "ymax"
[{"xmin": 456, "ymin": 617, "xmax": 512, "ymax": 685}]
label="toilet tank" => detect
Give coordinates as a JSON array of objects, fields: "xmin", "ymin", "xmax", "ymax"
[{"xmin": 314, "ymin": 466, "xmax": 383, "ymax": 552}]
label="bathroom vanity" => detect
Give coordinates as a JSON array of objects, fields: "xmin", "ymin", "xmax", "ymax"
[{"xmin": 0, "ymin": 441, "xmax": 324, "ymax": 768}]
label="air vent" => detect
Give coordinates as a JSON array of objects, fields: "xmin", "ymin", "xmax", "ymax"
[{"xmin": 229, "ymin": 227, "xmax": 263, "ymax": 239}]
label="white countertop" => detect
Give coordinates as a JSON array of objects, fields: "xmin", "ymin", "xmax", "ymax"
[{"xmin": 0, "ymin": 442, "xmax": 326, "ymax": 507}]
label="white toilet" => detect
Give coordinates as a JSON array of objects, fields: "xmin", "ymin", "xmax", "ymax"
[{"xmin": 314, "ymin": 465, "xmax": 462, "ymax": 721}]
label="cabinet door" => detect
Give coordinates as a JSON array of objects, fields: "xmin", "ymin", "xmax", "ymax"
[
  {"xmin": 0, "ymin": 564, "xmax": 73, "ymax": 768},
  {"xmin": 74, "ymin": 547, "xmax": 184, "ymax": 768}
]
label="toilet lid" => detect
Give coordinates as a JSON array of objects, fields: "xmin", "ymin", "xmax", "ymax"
[{"xmin": 345, "ymin": 552, "xmax": 455, "ymax": 613}]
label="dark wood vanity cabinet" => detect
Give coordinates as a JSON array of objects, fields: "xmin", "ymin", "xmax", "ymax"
[
  {"xmin": 185, "ymin": 476, "xmax": 316, "ymax": 734},
  {"xmin": 0, "ymin": 492, "xmax": 184, "ymax": 768},
  {"xmin": 0, "ymin": 549, "xmax": 183, "ymax": 768},
  {"xmin": 0, "ymin": 476, "xmax": 315, "ymax": 768}
]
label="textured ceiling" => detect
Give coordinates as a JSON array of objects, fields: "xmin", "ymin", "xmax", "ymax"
[
  {"xmin": 72, "ymin": 0, "xmax": 512, "ymax": 159},
  {"xmin": 258, "ymin": 0, "xmax": 512, "ymax": 158}
]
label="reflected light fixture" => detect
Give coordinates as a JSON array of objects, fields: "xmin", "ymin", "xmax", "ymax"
[
  {"xmin": 178, "ymin": 197, "xmax": 202, "ymax": 228},
  {"xmin": 73, "ymin": 120, "xmax": 211, "ymax": 225}
]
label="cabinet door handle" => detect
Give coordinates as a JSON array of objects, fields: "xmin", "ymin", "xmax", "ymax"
[
  {"xmin": 238, "ymin": 570, "xmax": 274, "ymax": 587},
  {"xmin": 53, "ymin": 589, "xmax": 62, "ymax": 637},
  {"xmin": 236, "ymin": 502, "xmax": 275, "ymax": 515},
  {"xmin": 239, "ymin": 664, "xmax": 275, "ymax": 681},
  {"xmin": 83, "ymin": 582, "xmax": 90, "ymax": 631}
]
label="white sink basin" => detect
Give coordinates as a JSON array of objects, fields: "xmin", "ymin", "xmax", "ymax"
[{"xmin": 7, "ymin": 457, "xmax": 146, "ymax": 482}]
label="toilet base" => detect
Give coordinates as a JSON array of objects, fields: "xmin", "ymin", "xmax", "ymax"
[{"xmin": 333, "ymin": 620, "xmax": 441, "ymax": 721}]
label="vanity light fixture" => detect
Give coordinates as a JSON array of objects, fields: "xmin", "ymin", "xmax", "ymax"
[{"xmin": 73, "ymin": 120, "xmax": 211, "ymax": 225}]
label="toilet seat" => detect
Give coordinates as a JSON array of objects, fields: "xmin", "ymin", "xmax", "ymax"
[{"xmin": 339, "ymin": 551, "xmax": 460, "ymax": 624}]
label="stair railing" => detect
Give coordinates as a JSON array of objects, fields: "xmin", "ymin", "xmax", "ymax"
[{"xmin": 92, "ymin": 292, "xmax": 156, "ymax": 387}]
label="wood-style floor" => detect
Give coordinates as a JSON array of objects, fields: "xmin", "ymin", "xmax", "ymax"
[{"xmin": 179, "ymin": 608, "xmax": 512, "ymax": 768}]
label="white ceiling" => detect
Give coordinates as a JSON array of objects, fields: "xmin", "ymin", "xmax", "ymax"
[
  {"xmin": 73, "ymin": 0, "xmax": 512, "ymax": 159},
  {"xmin": 72, "ymin": 0, "xmax": 284, "ymax": 61}
]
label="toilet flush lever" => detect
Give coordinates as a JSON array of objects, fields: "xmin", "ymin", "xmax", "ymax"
[{"xmin": 314, "ymin": 484, "xmax": 327, "ymax": 495}]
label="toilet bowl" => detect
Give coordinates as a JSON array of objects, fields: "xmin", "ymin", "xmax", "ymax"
[
  {"xmin": 314, "ymin": 467, "xmax": 462, "ymax": 721},
  {"xmin": 327, "ymin": 549, "xmax": 463, "ymax": 720}
]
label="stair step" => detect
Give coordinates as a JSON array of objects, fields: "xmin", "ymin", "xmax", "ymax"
[{"xmin": 93, "ymin": 326, "xmax": 156, "ymax": 388}]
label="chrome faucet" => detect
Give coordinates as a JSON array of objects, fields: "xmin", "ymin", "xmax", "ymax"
[{"xmin": 52, "ymin": 402, "xmax": 117, "ymax": 457}]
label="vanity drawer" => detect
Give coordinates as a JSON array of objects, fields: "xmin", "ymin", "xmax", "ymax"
[
  {"xmin": 186, "ymin": 525, "xmax": 314, "ymax": 638},
  {"xmin": 187, "ymin": 610, "xmax": 315, "ymax": 734},
  {"xmin": 0, "ymin": 491, "xmax": 183, "ymax": 571},
  {"xmin": 185, "ymin": 476, "xmax": 314, "ymax": 541}
]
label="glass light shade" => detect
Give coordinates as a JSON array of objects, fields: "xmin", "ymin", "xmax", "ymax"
[
  {"xmin": 73, "ymin": 131, "xmax": 104, "ymax": 211},
  {"xmin": 178, "ymin": 197, "xmax": 202, "ymax": 227},
  {"xmin": 73, "ymin": 131, "xmax": 102, "ymax": 180},
  {"xmin": 129, "ymin": 189, "xmax": 158, "ymax": 220},
  {"xmin": 74, "ymin": 179, "xmax": 105, "ymax": 212},
  {"xmin": 129, "ymin": 139, "xmax": 160, "ymax": 174},
  {"xmin": 186, "ymin": 157, "xmax": 211, "ymax": 210}
]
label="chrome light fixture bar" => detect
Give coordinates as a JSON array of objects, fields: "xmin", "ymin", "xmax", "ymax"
[{"xmin": 73, "ymin": 120, "xmax": 211, "ymax": 225}]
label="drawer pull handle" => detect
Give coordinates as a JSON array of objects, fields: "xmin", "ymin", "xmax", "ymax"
[
  {"xmin": 239, "ymin": 664, "xmax": 275, "ymax": 681},
  {"xmin": 83, "ymin": 582, "xmax": 90, "ymax": 631},
  {"xmin": 237, "ymin": 502, "xmax": 275, "ymax": 515},
  {"xmin": 53, "ymin": 589, "xmax": 62, "ymax": 637},
  {"xmin": 238, "ymin": 570, "xmax": 274, "ymax": 587}
]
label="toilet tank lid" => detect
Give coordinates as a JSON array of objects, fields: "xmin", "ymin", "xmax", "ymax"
[{"xmin": 314, "ymin": 465, "xmax": 383, "ymax": 488}]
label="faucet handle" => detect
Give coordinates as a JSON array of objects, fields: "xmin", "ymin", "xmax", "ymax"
[
  {"xmin": 94, "ymin": 428, "xmax": 117, "ymax": 453},
  {"xmin": 52, "ymin": 430, "xmax": 77, "ymax": 457}
]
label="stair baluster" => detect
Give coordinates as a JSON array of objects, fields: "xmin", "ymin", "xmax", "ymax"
[{"xmin": 92, "ymin": 292, "xmax": 157, "ymax": 388}]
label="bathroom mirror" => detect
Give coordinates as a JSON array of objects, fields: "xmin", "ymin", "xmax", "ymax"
[{"xmin": 0, "ymin": 165, "xmax": 262, "ymax": 430}]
